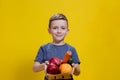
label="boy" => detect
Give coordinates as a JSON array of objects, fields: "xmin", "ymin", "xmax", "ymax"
[{"xmin": 33, "ymin": 13, "xmax": 80, "ymax": 80}]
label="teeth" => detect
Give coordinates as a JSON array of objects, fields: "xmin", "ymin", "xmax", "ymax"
[
  {"xmin": 56, "ymin": 35, "xmax": 62, "ymax": 36},
  {"xmin": 57, "ymin": 35, "xmax": 62, "ymax": 37}
]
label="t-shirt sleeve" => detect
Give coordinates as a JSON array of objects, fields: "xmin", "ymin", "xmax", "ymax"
[
  {"xmin": 71, "ymin": 48, "xmax": 80, "ymax": 64},
  {"xmin": 34, "ymin": 47, "xmax": 44, "ymax": 63}
]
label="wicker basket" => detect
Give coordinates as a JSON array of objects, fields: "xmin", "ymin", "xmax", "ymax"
[
  {"xmin": 46, "ymin": 73, "xmax": 72, "ymax": 80},
  {"xmin": 45, "ymin": 67, "xmax": 74, "ymax": 80}
]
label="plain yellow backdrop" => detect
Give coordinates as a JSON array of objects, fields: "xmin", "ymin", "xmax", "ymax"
[{"xmin": 0, "ymin": 0, "xmax": 120, "ymax": 80}]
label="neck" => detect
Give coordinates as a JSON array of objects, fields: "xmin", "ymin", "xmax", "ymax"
[{"xmin": 52, "ymin": 40, "xmax": 65, "ymax": 45}]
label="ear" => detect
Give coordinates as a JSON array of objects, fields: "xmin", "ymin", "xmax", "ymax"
[
  {"xmin": 67, "ymin": 28, "xmax": 70, "ymax": 31},
  {"xmin": 48, "ymin": 28, "xmax": 51, "ymax": 34},
  {"xmin": 67, "ymin": 29, "xmax": 69, "ymax": 34}
]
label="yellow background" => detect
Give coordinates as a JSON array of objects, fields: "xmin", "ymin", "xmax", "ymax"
[{"xmin": 0, "ymin": 0, "xmax": 120, "ymax": 80}]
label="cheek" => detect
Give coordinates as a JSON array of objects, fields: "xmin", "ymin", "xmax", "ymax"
[
  {"xmin": 49, "ymin": 30, "xmax": 56, "ymax": 35},
  {"xmin": 64, "ymin": 31, "xmax": 68, "ymax": 34},
  {"xmin": 49, "ymin": 29, "xmax": 55, "ymax": 34}
]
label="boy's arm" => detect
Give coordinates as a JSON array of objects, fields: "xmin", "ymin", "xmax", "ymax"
[
  {"xmin": 72, "ymin": 63, "xmax": 80, "ymax": 76},
  {"xmin": 32, "ymin": 62, "xmax": 46, "ymax": 72}
]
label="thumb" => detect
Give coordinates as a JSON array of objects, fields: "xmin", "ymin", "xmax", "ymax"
[
  {"xmin": 72, "ymin": 63, "xmax": 75, "ymax": 67},
  {"xmin": 45, "ymin": 61, "xmax": 49, "ymax": 65}
]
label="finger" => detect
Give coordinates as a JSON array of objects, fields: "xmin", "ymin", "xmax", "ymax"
[
  {"xmin": 72, "ymin": 63, "xmax": 75, "ymax": 67},
  {"xmin": 70, "ymin": 66, "xmax": 75, "ymax": 74},
  {"xmin": 44, "ymin": 64, "xmax": 47, "ymax": 74},
  {"xmin": 45, "ymin": 61, "xmax": 49, "ymax": 65}
]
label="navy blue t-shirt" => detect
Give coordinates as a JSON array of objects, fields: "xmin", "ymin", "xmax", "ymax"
[
  {"xmin": 34, "ymin": 43, "xmax": 80, "ymax": 80},
  {"xmin": 35, "ymin": 43, "xmax": 80, "ymax": 64}
]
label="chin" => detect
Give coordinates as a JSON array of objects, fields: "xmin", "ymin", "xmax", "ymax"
[{"xmin": 55, "ymin": 38, "xmax": 64, "ymax": 42}]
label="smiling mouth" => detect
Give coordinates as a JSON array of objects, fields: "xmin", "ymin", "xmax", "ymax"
[{"xmin": 56, "ymin": 35, "xmax": 63, "ymax": 37}]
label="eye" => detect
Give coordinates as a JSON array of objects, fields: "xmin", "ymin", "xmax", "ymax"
[
  {"xmin": 61, "ymin": 27, "xmax": 66, "ymax": 30},
  {"xmin": 52, "ymin": 27, "xmax": 57, "ymax": 29},
  {"xmin": 53, "ymin": 27, "xmax": 57, "ymax": 29}
]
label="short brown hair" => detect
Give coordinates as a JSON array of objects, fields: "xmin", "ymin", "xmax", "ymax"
[{"xmin": 49, "ymin": 13, "xmax": 68, "ymax": 28}]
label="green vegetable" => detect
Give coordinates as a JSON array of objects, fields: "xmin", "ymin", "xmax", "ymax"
[{"xmin": 67, "ymin": 58, "xmax": 73, "ymax": 65}]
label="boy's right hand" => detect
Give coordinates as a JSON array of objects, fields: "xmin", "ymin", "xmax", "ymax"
[{"xmin": 33, "ymin": 62, "xmax": 47, "ymax": 72}]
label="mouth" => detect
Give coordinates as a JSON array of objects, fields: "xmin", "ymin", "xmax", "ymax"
[{"xmin": 56, "ymin": 35, "xmax": 63, "ymax": 37}]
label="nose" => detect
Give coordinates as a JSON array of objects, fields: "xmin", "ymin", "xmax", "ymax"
[{"xmin": 57, "ymin": 28, "xmax": 62, "ymax": 33}]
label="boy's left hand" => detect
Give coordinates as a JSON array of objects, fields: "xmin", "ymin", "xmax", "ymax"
[{"xmin": 71, "ymin": 63, "xmax": 80, "ymax": 75}]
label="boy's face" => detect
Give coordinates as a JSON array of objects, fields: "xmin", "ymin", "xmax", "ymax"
[{"xmin": 48, "ymin": 20, "xmax": 69, "ymax": 43}]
